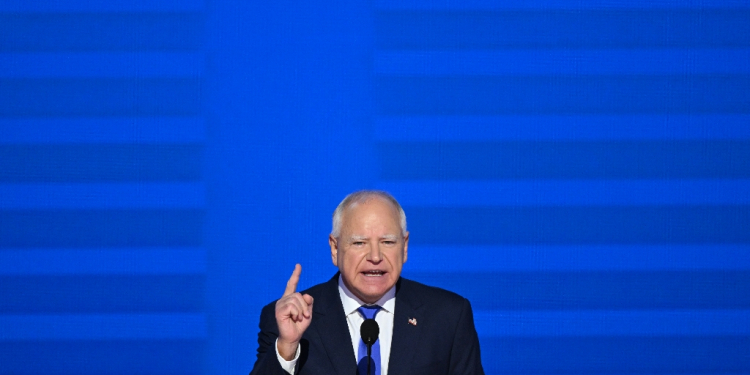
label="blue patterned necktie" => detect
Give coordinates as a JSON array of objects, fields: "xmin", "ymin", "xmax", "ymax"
[{"xmin": 357, "ymin": 305, "xmax": 382, "ymax": 375}]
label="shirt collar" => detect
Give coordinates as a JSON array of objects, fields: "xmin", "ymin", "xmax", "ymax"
[{"xmin": 338, "ymin": 274, "xmax": 396, "ymax": 316}]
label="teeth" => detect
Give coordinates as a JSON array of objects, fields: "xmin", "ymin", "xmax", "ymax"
[{"xmin": 364, "ymin": 271, "xmax": 384, "ymax": 276}]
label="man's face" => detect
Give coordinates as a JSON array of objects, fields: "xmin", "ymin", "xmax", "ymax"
[{"xmin": 329, "ymin": 197, "xmax": 408, "ymax": 304}]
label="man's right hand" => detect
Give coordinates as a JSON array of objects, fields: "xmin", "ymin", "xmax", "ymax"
[{"xmin": 275, "ymin": 264, "xmax": 314, "ymax": 361}]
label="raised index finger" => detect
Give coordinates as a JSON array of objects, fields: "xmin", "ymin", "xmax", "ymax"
[{"xmin": 283, "ymin": 264, "xmax": 302, "ymax": 297}]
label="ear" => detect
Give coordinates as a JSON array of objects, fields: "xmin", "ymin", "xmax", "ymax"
[
  {"xmin": 402, "ymin": 231, "xmax": 409, "ymax": 263},
  {"xmin": 329, "ymin": 234, "xmax": 339, "ymax": 267}
]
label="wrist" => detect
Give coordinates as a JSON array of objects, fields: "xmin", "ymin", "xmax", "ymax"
[{"xmin": 277, "ymin": 339, "xmax": 299, "ymax": 361}]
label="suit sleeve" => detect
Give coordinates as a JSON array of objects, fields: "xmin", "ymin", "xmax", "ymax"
[
  {"xmin": 449, "ymin": 298, "xmax": 485, "ymax": 375},
  {"xmin": 249, "ymin": 301, "xmax": 293, "ymax": 375}
]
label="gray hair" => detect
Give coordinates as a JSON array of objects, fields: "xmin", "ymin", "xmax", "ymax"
[{"xmin": 331, "ymin": 190, "xmax": 407, "ymax": 238}]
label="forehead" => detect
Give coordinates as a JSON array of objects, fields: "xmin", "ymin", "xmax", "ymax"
[{"xmin": 340, "ymin": 197, "xmax": 400, "ymax": 229}]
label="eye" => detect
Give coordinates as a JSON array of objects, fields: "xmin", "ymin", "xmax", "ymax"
[
  {"xmin": 382, "ymin": 240, "xmax": 396, "ymax": 245},
  {"xmin": 353, "ymin": 241, "xmax": 365, "ymax": 246}
]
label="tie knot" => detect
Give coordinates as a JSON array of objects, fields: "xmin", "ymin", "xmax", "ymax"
[{"xmin": 358, "ymin": 305, "xmax": 381, "ymax": 320}]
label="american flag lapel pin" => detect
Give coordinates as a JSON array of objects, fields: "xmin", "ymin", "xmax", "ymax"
[{"xmin": 408, "ymin": 318, "xmax": 417, "ymax": 326}]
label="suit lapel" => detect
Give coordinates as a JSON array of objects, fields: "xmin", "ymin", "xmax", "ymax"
[
  {"xmin": 309, "ymin": 276, "xmax": 357, "ymax": 375},
  {"xmin": 387, "ymin": 279, "xmax": 424, "ymax": 375}
]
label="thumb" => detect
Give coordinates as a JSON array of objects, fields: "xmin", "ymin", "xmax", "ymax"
[{"xmin": 302, "ymin": 294, "xmax": 314, "ymax": 317}]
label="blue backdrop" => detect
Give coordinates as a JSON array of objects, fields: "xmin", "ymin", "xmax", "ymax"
[{"xmin": 1, "ymin": 0, "xmax": 749, "ymax": 374}]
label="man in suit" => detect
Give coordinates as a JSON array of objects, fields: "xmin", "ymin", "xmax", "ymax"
[{"xmin": 250, "ymin": 190, "xmax": 484, "ymax": 375}]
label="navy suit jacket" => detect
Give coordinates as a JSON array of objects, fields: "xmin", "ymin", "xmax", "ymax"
[{"xmin": 249, "ymin": 274, "xmax": 484, "ymax": 375}]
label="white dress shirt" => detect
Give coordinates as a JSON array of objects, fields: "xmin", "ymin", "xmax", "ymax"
[{"xmin": 276, "ymin": 276, "xmax": 396, "ymax": 375}]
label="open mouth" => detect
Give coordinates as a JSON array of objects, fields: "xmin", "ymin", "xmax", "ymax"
[{"xmin": 362, "ymin": 270, "xmax": 385, "ymax": 277}]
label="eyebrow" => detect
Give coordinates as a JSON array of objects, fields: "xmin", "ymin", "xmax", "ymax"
[{"xmin": 347, "ymin": 234, "xmax": 400, "ymax": 242}]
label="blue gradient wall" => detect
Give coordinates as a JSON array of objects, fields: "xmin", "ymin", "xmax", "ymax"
[{"xmin": 1, "ymin": 1, "xmax": 749, "ymax": 375}]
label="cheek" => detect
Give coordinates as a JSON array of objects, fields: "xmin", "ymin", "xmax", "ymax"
[
  {"xmin": 386, "ymin": 249, "xmax": 405, "ymax": 264},
  {"xmin": 344, "ymin": 249, "xmax": 365, "ymax": 266}
]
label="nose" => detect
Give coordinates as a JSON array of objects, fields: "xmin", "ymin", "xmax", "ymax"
[{"xmin": 367, "ymin": 243, "xmax": 382, "ymax": 263}]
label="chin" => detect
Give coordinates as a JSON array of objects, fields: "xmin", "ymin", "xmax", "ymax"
[{"xmin": 357, "ymin": 283, "xmax": 393, "ymax": 302}]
